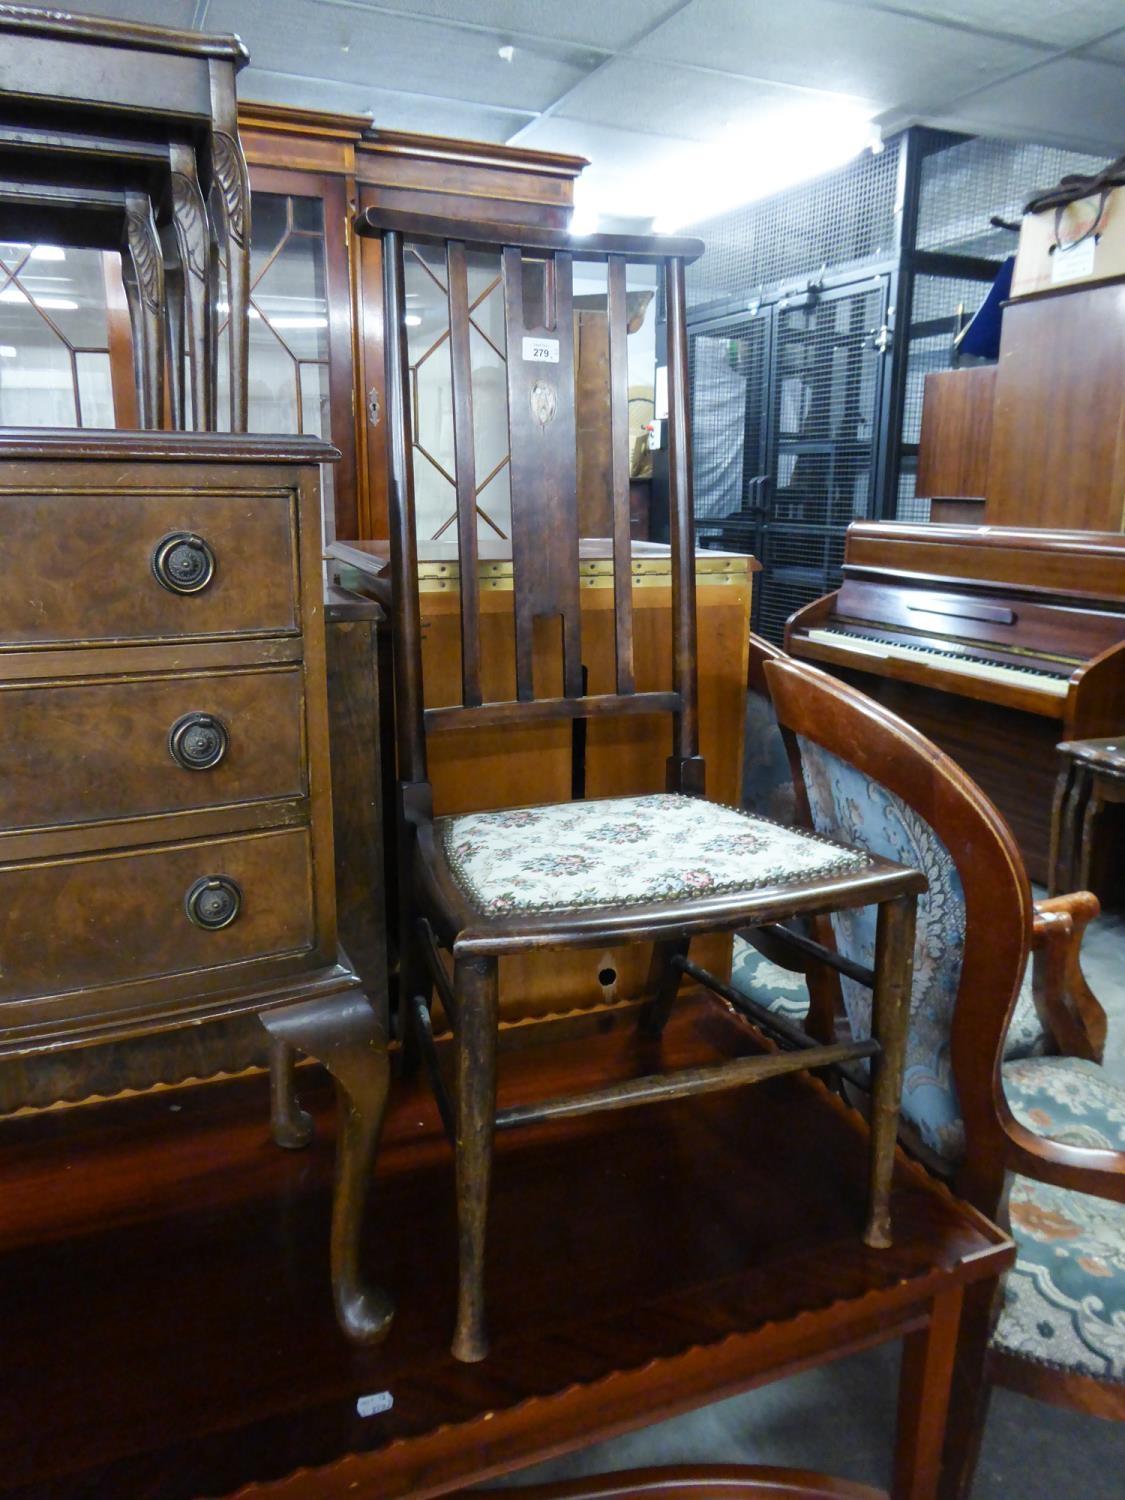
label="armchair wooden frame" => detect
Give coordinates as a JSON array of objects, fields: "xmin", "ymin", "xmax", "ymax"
[
  {"xmin": 748, "ymin": 640, "xmax": 1123, "ymax": 1495},
  {"xmin": 358, "ymin": 204, "xmax": 926, "ymax": 1364}
]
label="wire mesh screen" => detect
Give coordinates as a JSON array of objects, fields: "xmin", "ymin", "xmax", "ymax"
[
  {"xmin": 756, "ymin": 526, "xmax": 848, "ymax": 644},
  {"xmin": 685, "ymin": 142, "xmax": 901, "ymax": 311},
  {"xmin": 916, "ymin": 137, "xmax": 1111, "ymax": 260},
  {"xmin": 901, "ymin": 271, "xmax": 994, "ymax": 448},
  {"xmin": 690, "ymin": 313, "xmax": 769, "ymax": 563},
  {"xmin": 896, "ymin": 467, "xmax": 928, "ymax": 524}
]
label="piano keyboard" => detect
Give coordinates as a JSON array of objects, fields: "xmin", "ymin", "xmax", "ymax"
[{"xmin": 804, "ymin": 628, "xmax": 1070, "ymax": 698}]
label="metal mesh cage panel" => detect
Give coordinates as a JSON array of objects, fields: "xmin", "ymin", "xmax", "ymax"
[
  {"xmin": 896, "ymin": 467, "xmax": 929, "ymax": 524},
  {"xmin": 690, "ymin": 314, "xmax": 769, "ymax": 559},
  {"xmin": 686, "ymin": 142, "xmax": 901, "ymax": 311},
  {"xmin": 901, "ymin": 271, "xmax": 995, "ymax": 448},
  {"xmin": 757, "ymin": 525, "xmax": 848, "ymax": 644},
  {"xmin": 917, "ymin": 137, "xmax": 1111, "ymax": 261}
]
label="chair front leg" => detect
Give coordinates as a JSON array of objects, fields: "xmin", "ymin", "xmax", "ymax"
[
  {"xmin": 453, "ymin": 954, "xmax": 500, "ymax": 1363},
  {"xmin": 865, "ymin": 892, "xmax": 917, "ymax": 1249},
  {"xmin": 261, "ymin": 987, "xmax": 394, "ymax": 1345}
]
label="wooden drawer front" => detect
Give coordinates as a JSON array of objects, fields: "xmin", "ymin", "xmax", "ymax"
[
  {"xmin": 0, "ymin": 492, "xmax": 296, "ymax": 645},
  {"xmin": 0, "ymin": 668, "xmax": 306, "ymax": 832},
  {"xmin": 0, "ymin": 829, "xmax": 314, "ymax": 1003}
]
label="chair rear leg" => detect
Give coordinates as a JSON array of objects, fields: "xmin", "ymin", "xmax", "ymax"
[
  {"xmin": 638, "ymin": 938, "xmax": 689, "ymax": 1038},
  {"xmin": 452, "ymin": 954, "xmax": 499, "ymax": 1363}
]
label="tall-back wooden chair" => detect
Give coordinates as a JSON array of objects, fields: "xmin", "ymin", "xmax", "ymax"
[{"xmin": 356, "ymin": 205, "xmax": 927, "ymax": 1364}]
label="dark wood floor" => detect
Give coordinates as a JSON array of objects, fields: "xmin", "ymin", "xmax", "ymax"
[{"xmin": 0, "ymin": 997, "xmax": 1005, "ymax": 1499}]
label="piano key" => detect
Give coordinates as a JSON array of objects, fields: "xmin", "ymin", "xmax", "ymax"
[{"xmin": 804, "ymin": 628, "xmax": 1070, "ymax": 698}]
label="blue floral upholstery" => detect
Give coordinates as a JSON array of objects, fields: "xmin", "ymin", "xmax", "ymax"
[
  {"xmin": 1004, "ymin": 1056, "xmax": 1125, "ymax": 1152},
  {"xmin": 794, "ymin": 738, "xmax": 971, "ymax": 1162},
  {"xmin": 730, "ymin": 937, "xmax": 1048, "ymax": 1068},
  {"xmin": 995, "ymin": 1174, "xmax": 1125, "ymax": 1383},
  {"xmin": 438, "ymin": 794, "xmax": 868, "ymax": 917}
]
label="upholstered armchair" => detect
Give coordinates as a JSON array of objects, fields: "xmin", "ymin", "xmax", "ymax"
[{"xmin": 738, "ymin": 636, "xmax": 1123, "ymax": 1495}]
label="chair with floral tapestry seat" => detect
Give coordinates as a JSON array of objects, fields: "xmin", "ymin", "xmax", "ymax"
[
  {"xmin": 736, "ymin": 638, "xmax": 1123, "ymax": 1498},
  {"xmin": 357, "ymin": 203, "xmax": 928, "ymax": 1366}
]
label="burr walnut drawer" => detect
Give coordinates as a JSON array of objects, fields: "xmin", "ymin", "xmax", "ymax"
[
  {"xmin": 0, "ymin": 492, "xmax": 297, "ymax": 645},
  {"xmin": 0, "ymin": 828, "xmax": 315, "ymax": 1004},
  {"xmin": 0, "ymin": 667, "xmax": 306, "ymax": 831}
]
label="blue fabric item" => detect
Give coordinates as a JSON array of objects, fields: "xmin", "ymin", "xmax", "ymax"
[{"xmin": 957, "ymin": 256, "xmax": 1014, "ymax": 360}]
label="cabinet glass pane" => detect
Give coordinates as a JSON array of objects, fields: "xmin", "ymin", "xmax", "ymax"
[
  {"xmin": 0, "ymin": 244, "xmax": 113, "ymax": 427},
  {"xmin": 217, "ymin": 191, "xmax": 331, "ymax": 437}
]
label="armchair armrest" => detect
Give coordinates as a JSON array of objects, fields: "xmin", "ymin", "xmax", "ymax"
[
  {"xmin": 1003, "ymin": 1117, "xmax": 1125, "ymax": 1205},
  {"xmin": 1029, "ymin": 891, "xmax": 1106, "ymax": 1063}
]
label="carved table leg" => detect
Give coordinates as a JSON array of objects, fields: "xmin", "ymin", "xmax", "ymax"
[
  {"xmin": 261, "ymin": 987, "xmax": 394, "ymax": 1345},
  {"xmin": 169, "ymin": 139, "xmax": 214, "ymax": 431},
  {"xmin": 865, "ymin": 892, "xmax": 917, "ymax": 1249},
  {"xmin": 267, "ymin": 1033, "xmax": 315, "ymax": 1149},
  {"xmin": 209, "ymin": 125, "xmax": 251, "ymax": 432},
  {"xmin": 122, "ymin": 191, "xmax": 166, "ymax": 429},
  {"xmin": 895, "ymin": 1285, "xmax": 965, "ymax": 1500}
]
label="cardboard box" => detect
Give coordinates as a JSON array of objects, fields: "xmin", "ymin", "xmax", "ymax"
[{"xmin": 1010, "ymin": 184, "xmax": 1125, "ymax": 297}]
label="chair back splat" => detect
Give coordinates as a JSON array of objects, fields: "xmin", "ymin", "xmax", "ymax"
[{"xmin": 365, "ymin": 207, "xmax": 706, "ymax": 802}]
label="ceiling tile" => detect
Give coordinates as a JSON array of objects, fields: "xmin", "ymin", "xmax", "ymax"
[
  {"xmin": 241, "ymin": 67, "xmax": 533, "ymax": 140},
  {"xmin": 840, "ymin": 0, "xmax": 1125, "ymax": 50},
  {"xmin": 0, "ymin": 0, "xmax": 199, "ymax": 26},
  {"xmin": 931, "ymin": 55, "xmax": 1125, "ymax": 153},
  {"xmin": 207, "ymin": 0, "xmax": 596, "ymax": 111},
  {"xmin": 553, "ymin": 57, "xmax": 873, "ymax": 140},
  {"xmin": 633, "ymin": 0, "xmax": 1045, "ymax": 110},
  {"xmin": 1082, "ymin": 27, "xmax": 1125, "ymax": 65},
  {"xmin": 324, "ymin": 0, "xmax": 669, "ymax": 52}
]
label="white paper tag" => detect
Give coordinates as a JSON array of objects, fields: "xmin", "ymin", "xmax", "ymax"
[
  {"xmin": 522, "ymin": 336, "xmax": 559, "ymax": 363},
  {"xmin": 356, "ymin": 1390, "xmax": 394, "ymax": 1417},
  {"xmin": 1050, "ymin": 235, "xmax": 1097, "ymax": 285}
]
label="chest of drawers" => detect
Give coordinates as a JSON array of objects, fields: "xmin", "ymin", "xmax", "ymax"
[{"xmin": 0, "ymin": 430, "xmax": 392, "ymax": 1345}]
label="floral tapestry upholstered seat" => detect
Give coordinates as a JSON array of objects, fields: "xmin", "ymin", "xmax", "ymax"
[{"xmin": 438, "ymin": 794, "xmax": 869, "ymax": 918}]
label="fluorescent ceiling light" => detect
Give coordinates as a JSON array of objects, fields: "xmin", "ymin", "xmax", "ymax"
[
  {"xmin": 0, "ymin": 345, "xmax": 15, "ymax": 357},
  {"xmin": 652, "ymin": 100, "xmax": 878, "ymax": 232},
  {"xmin": 30, "ymin": 245, "xmax": 65, "ymax": 262},
  {"xmin": 404, "ymin": 314, "xmax": 422, "ymax": 327}
]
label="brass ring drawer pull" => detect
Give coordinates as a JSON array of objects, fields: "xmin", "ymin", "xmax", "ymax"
[
  {"xmin": 185, "ymin": 875, "xmax": 242, "ymax": 930},
  {"xmin": 152, "ymin": 532, "xmax": 216, "ymax": 594},
  {"xmin": 168, "ymin": 712, "xmax": 229, "ymax": 771}
]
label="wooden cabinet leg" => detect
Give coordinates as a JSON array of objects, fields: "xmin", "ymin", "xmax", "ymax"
[
  {"xmin": 1077, "ymin": 782, "xmax": 1104, "ymax": 894},
  {"xmin": 261, "ymin": 987, "xmax": 394, "ymax": 1345},
  {"xmin": 865, "ymin": 893, "xmax": 916, "ymax": 1249},
  {"xmin": 936, "ymin": 1279, "xmax": 998, "ymax": 1500},
  {"xmin": 267, "ymin": 1034, "xmax": 315, "ymax": 1149},
  {"xmin": 452, "ymin": 955, "xmax": 499, "ymax": 1364},
  {"xmin": 894, "ymin": 1285, "xmax": 964, "ymax": 1500},
  {"xmin": 1048, "ymin": 764, "xmax": 1074, "ymax": 896}
]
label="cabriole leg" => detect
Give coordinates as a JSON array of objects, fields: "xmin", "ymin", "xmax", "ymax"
[
  {"xmin": 865, "ymin": 892, "xmax": 916, "ymax": 1249},
  {"xmin": 261, "ymin": 987, "xmax": 394, "ymax": 1345},
  {"xmin": 267, "ymin": 1033, "xmax": 314, "ymax": 1149},
  {"xmin": 452, "ymin": 954, "xmax": 499, "ymax": 1363}
]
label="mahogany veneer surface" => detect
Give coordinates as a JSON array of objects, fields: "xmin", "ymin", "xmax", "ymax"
[{"xmin": 0, "ymin": 998, "xmax": 1009, "ymax": 1500}]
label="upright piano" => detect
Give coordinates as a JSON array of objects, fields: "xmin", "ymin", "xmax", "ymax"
[{"xmin": 786, "ymin": 523, "xmax": 1125, "ymax": 883}]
